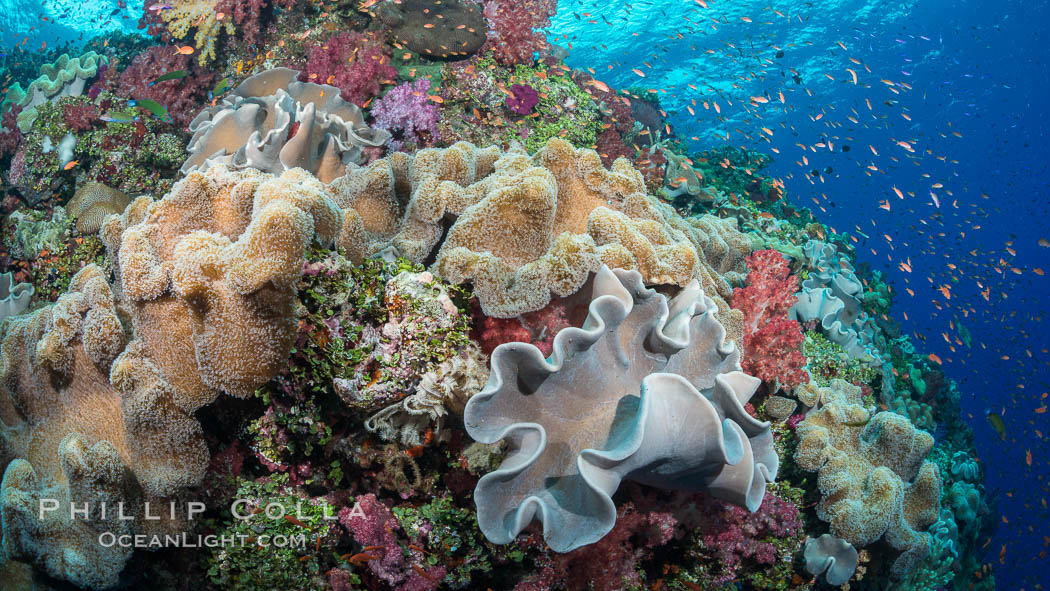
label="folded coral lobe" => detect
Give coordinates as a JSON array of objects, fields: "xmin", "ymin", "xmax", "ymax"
[{"xmin": 463, "ymin": 266, "xmax": 778, "ymax": 552}]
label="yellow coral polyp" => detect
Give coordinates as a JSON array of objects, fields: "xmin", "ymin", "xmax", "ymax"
[{"xmin": 161, "ymin": 0, "xmax": 235, "ymax": 65}]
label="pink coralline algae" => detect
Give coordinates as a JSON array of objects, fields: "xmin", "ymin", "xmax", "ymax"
[
  {"xmin": 301, "ymin": 31, "xmax": 397, "ymax": 107},
  {"xmin": 505, "ymin": 83, "xmax": 539, "ymax": 114},
  {"xmin": 482, "ymin": 0, "xmax": 557, "ymax": 65},
  {"xmin": 371, "ymin": 79, "xmax": 441, "ymax": 151},
  {"xmin": 339, "ymin": 494, "xmax": 447, "ymax": 591},
  {"xmin": 115, "ymin": 46, "xmax": 216, "ymax": 128},
  {"xmin": 733, "ymin": 249, "xmax": 809, "ymax": 388}
]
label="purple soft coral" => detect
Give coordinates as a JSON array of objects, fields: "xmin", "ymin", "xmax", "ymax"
[
  {"xmin": 505, "ymin": 83, "xmax": 540, "ymax": 114},
  {"xmin": 370, "ymin": 78, "xmax": 441, "ymax": 151}
]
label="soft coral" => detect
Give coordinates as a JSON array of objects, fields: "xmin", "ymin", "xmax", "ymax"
[{"xmin": 732, "ymin": 249, "xmax": 809, "ymax": 388}]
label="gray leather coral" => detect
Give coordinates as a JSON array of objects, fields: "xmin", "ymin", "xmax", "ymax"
[
  {"xmin": 182, "ymin": 67, "xmax": 391, "ymax": 183},
  {"xmin": 463, "ymin": 266, "xmax": 778, "ymax": 552},
  {"xmin": 0, "ymin": 272, "xmax": 33, "ymax": 323}
]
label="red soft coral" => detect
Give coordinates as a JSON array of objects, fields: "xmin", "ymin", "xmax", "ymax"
[
  {"xmin": 482, "ymin": 0, "xmax": 557, "ymax": 65},
  {"xmin": 215, "ymin": 0, "xmax": 267, "ymax": 48},
  {"xmin": 732, "ymin": 249, "xmax": 809, "ymax": 388},
  {"xmin": 301, "ymin": 31, "xmax": 397, "ymax": 107},
  {"xmin": 595, "ymin": 128, "xmax": 633, "ymax": 167},
  {"xmin": 63, "ymin": 102, "xmax": 100, "ymax": 132},
  {"xmin": 115, "ymin": 46, "xmax": 216, "ymax": 129},
  {"xmin": 0, "ymin": 107, "xmax": 23, "ymax": 158},
  {"xmin": 514, "ymin": 503, "xmax": 676, "ymax": 591}
]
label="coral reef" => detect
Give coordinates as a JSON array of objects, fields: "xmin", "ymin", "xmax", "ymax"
[
  {"xmin": 66, "ymin": 183, "xmax": 131, "ymax": 235},
  {"xmin": 112, "ymin": 45, "xmax": 216, "ymax": 129},
  {"xmin": 794, "ymin": 379, "xmax": 942, "ymax": 576},
  {"xmin": 157, "ymin": 0, "xmax": 237, "ymax": 65},
  {"xmin": 183, "ymin": 68, "xmax": 391, "ymax": 184},
  {"xmin": 464, "ymin": 265, "xmax": 778, "ymax": 551},
  {"xmin": 300, "ymin": 31, "xmax": 397, "ymax": 107},
  {"xmin": 0, "ymin": 265, "xmax": 208, "ymax": 589},
  {"xmin": 790, "ymin": 240, "xmax": 885, "ymax": 367},
  {"xmin": 104, "ymin": 163, "xmax": 341, "ymax": 402},
  {"xmin": 482, "ymin": 0, "xmax": 557, "ymax": 65}
]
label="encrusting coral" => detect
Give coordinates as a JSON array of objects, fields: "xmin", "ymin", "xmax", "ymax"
[
  {"xmin": 0, "ymin": 265, "xmax": 208, "ymax": 589},
  {"xmin": 183, "ymin": 68, "xmax": 391, "ymax": 184},
  {"xmin": 794, "ymin": 379, "xmax": 942, "ymax": 576},
  {"xmin": 332, "ymin": 137, "xmax": 751, "ymax": 318},
  {"xmin": 464, "ymin": 265, "xmax": 778, "ymax": 552}
]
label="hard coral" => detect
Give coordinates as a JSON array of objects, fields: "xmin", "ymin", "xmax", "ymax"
[
  {"xmin": 301, "ymin": 31, "xmax": 397, "ymax": 107},
  {"xmin": 733, "ymin": 249, "xmax": 809, "ymax": 388},
  {"xmin": 464, "ymin": 266, "xmax": 778, "ymax": 551},
  {"xmin": 482, "ymin": 0, "xmax": 557, "ymax": 65}
]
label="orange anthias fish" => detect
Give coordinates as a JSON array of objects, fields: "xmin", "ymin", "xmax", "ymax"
[{"xmin": 174, "ymin": 45, "xmax": 194, "ymax": 56}]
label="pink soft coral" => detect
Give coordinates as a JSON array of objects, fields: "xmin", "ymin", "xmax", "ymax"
[
  {"xmin": 370, "ymin": 78, "xmax": 441, "ymax": 151},
  {"xmin": 115, "ymin": 46, "xmax": 216, "ymax": 129},
  {"xmin": 339, "ymin": 494, "xmax": 445, "ymax": 591},
  {"xmin": 301, "ymin": 31, "xmax": 397, "ymax": 107},
  {"xmin": 482, "ymin": 0, "xmax": 557, "ymax": 65},
  {"xmin": 689, "ymin": 491, "xmax": 803, "ymax": 585},
  {"xmin": 732, "ymin": 249, "xmax": 809, "ymax": 388}
]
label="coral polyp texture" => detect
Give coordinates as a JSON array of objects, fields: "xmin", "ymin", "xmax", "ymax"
[
  {"xmin": 333, "ymin": 137, "xmax": 751, "ymax": 318},
  {"xmin": 105, "ymin": 163, "xmax": 342, "ymax": 402},
  {"xmin": 0, "ymin": 3, "xmax": 998, "ymax": 587},
  {"xmin": 0, "ymin": 265, "xmax": 207, "ymax": 589},
  {"xmin": 183, "ymin": 68, "xmax": 391, "ymax": 184},
  {"xmin": 794, "ymin": 379, "xmax": 942, "ymax": 576},
  {"xmin": 464, "ymin": 265, "xmax": 778, "ymax": 552}
]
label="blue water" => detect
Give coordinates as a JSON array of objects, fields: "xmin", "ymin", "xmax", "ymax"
[{"xmin": 550, "ymin": 0, "xmax": 1049, "ymax": 587}]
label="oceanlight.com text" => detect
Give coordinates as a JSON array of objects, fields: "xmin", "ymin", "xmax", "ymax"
[{"xmin": 97, "ymin": 532, "xmax": 308, "ymax": 549}]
